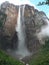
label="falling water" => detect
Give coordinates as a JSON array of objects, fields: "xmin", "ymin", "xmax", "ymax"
[{"xmin": 16, "ymin": 5, "xmax": 31, "ymax": 59}]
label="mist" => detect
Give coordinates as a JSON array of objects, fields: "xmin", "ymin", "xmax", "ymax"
[
  {"xmin": 37, "ymin": 15, "xmax": 49, "ymax": 41},
  {"xmin": 16, "ymin": 5, "xmax": 31, "ymax": 59}
]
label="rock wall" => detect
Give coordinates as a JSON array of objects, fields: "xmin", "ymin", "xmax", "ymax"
[
  {"xmin": 0, "ymin": 2, "xmax": 18, "ymax": 49},
  {"xmin": 24, "ymin": 5, "xmax": 48, "ymax": 52},
  {"xmin": 0, "ymin": 2, "xmax": 48, "ymax": 52},
  {"xmin": 1, "ymin": 1, "xmax": 18, "ymax": 37}
]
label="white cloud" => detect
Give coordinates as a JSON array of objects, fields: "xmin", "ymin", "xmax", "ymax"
[
  {"xmin": 47, "ymin": 13, "xmax": 49, "ymax": 18},
  {"xmin": 0, "ymin": 0, "xmax": 33, "ymax": 6},
  {"xmin": 37, "ymin": 19, "xmax": 49, "ymax": 40},
  {"xmin": 0, "ymin": 0, "xmax": 40, "ymax": 11}
]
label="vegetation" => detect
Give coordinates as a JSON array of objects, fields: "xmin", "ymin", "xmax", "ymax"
[
  {"xmin": 1, "ymin": 40, "xmax": 49, "ymax": 65},
  {"xmin": 38, "ymin": 0, "xmax": 49, "ymax": 5},
  {"xmin": 29, "ymin": 40, "xmax": 49, "ymax": 65},
  {"xmin": 0, "ymin": 50, "xmax": 24, "ymax": 65}
]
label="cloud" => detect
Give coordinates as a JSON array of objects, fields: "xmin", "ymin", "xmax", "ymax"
[
  {"xmin": 0, "ymin": 0, "xmax": 33, "ymax": 5},
  {"xmin": 37, "ymin": 18, "xmax": 49, "ymax": 40},
  {"xmin": 0, "ymin": 0, "xmax": 40, "ymax": 11},
  {"xmin": 47, "ymin": 13, "xmax": 49, "ymax": 18}
]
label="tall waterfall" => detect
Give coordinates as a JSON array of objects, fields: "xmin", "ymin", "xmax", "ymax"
[{"xmin": 16, "ymin": 5, "xmax": 31, "ymax": 59}]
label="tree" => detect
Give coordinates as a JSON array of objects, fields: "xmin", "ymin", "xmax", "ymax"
[{"xmin": 37, "ymin": 0, "xmax": 49, "ymax": 6}]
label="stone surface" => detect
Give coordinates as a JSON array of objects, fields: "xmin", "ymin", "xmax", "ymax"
[
  {"xmin": 0, "ymin": 2, "xmax": 18, "ymax": 49},
  {"xmin": 24, "ymin": 5, "xmax": 48, "ymax": 52},
  {"xmin": 1, "ymin": 1, "xmax": 18, "ymax": 37}
]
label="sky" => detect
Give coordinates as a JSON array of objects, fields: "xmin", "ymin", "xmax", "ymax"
[{"xmin": 0, "ymin": 0, "xmax": 49, "ymax": 18}]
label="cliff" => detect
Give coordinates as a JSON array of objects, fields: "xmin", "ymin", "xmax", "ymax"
[
  {"xmin": 0, "ymin": 1, "xmax": 48, "ymax": 52},
  {"xmin": 0, "ymin": 2, "xmax": 18, "ymax": 49},
  {"xmin": 24, "ymin": 5, "xmax": 48, "ymax": 52}
]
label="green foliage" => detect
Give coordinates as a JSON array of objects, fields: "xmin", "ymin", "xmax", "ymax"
[
  {"xmin": 37, "ymin": 0, "xmax": 49, "ymax": 5},
  {"xmin": 0, "ymin": 40, "xmax": 49, "ymax": 65},
  {"xmin": 29, "ymin": 40, "xmax": 49, "ymax": 65},
  {"xmin": 0, "ymin": 50, "xmax": 24, "ymax": 65},
  {"xmin": 37, "ymin": 2, "xmax": 45, "ymax": 5}
]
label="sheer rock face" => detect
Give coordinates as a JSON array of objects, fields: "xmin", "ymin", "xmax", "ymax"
[
  {"xmin": 24, "ymin": 5, "xmax": 48, "ymax": 52},
  {"xmin": 1, "ymin": 2, "xmax": 18, "ymax": 37},
  {"xmin": 0, "ymin": 2, "xmax": 18, "ymax": 49},
  {"xmin": 0, "ymin": 2, "xmax": 48, "ymax": 51}
]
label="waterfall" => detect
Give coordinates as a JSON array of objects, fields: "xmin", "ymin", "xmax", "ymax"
[{"xmin": 16, "ymin": 5, "xmax": 31, "ymax": 59}]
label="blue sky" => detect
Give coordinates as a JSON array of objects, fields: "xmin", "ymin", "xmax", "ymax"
[
  {"xmin": 0, "ymin": 0, "xmax": 49, "ymax": 17},
  {"xmin": 30, "ymin": 0, "xmax": 49, "ymax": 18}
]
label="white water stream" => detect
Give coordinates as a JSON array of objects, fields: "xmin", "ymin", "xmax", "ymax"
[
  {"xmin": 6, "ymin": 5, "xmax": 31, "ymax": 60},
  {"xmin": 16, "ymin": 6, "xmax": 31, "ymax": 59}
]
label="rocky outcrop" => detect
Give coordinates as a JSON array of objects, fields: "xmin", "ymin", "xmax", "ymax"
[
  {"xmin": 0, "ymin": 2, "xmax": 18, "ymax": 49},
  {"xmin": 24, "ymin": 5, "xmax": 48, "ymax": 52},
  {"xmin": 1, "ymin": 1, "xmax": 18, "ymax": 37}
]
